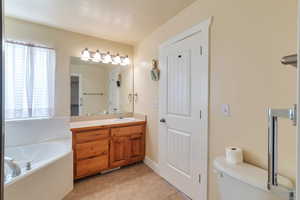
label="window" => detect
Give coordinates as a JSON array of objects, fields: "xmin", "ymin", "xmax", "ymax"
[{"xmin": 5, "ymin": 41, "xmax": 56, "ymax": 120}]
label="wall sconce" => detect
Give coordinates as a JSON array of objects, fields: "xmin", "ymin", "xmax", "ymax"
[
  {"xmin": 80, "ymin": 48, "xmax": 130, "ymax": 66},
  {"xmin": 150, "ymin": 59, "xmax": 160, "ymax": 81}
]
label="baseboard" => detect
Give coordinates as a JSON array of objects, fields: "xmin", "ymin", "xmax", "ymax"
[{"xmin": 143, "ymin": 156, "xmax": 160, "ymax": 175}]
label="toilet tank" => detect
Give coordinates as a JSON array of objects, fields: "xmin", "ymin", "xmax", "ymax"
[{"xmin": 214, "ymin": 157, "xmax": 293, "ymax": 200}]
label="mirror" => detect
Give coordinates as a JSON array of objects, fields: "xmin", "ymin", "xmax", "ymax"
[{"xmin": 70, "ymin": 56, "xmax": 134, "ymax": 116}]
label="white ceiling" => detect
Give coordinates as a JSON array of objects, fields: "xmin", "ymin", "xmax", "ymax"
[{"xmin": 5, "ymin": 0, "xmax": 196, "ymax": 45}]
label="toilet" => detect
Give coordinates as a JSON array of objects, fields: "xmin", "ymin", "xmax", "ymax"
[{"xmin": 214, "ymin": 157, "xmax": 294, "ymax": 200}]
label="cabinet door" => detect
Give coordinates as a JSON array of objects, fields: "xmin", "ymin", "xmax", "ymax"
[
  {"xmin": 128, "ymin": 134, "xmax": 145, "ymax": 163},
  {"xmin": 110, "ymin": 137, "xmax": 131, "ymax": 168}
]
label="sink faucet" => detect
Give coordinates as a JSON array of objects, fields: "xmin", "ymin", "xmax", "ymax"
[{"xmin": 5, "ymin": 157, "xmax": 21, "ymax": 178}]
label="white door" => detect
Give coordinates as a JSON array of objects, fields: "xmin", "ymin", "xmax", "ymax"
[
  {"xmin": 159, "ymin": 19, "xmax": 210, "ymax": 200},
  {"xmin": 70, "ymin": 74, "xmax": 82, "ymax": 116}
]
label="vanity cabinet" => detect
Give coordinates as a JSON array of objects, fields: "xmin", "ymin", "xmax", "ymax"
[
  {"xmin": 110, "ymin": 125, "xmax": 145, "ymax": 168},
  {"xmin": 71, "ymin": 121, "xmax": 146, "ymax": 180}
]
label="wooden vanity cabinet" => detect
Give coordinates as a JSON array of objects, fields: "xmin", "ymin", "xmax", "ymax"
[
  {"xmin": 110, "ymin": 125, "xmax": 145, "ymax": 168},
  {"xmin": 71, "ymin": 121, "xmax": 146, "ymax": 180},
  {"xmin": 109, "ymin": 136, "xmax": 131, "ymax": 167},
  {"xmin": 129, "ymin": 133, "xmax": 145, "ymax": 162},
  {"xmin": 72, "ymin": 128, "xmax": 110, "ymax": 179}
]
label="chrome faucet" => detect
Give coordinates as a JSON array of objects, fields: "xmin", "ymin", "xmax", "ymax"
[{"xmin": 5, "ymin": 157, "xmax": 21, "ymax": 178}]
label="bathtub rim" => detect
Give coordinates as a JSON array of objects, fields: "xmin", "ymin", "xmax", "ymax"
[{"xmin": 4, "ymin": 138, "xmax": 72, "ymax": 187}]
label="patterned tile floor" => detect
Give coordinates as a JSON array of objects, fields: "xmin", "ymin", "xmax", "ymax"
[{"xmin": 64, "ymin": 163, "xmax": 190, "ymax": 200}]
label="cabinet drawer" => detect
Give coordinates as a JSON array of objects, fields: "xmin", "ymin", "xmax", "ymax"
[
  {"xmin": 75, "ymin": 140, "xmax": 108, "ymax": 160},
  {"xmin": 111, "ymin": 125, "xmax": 144, "ymax": 137},
  {"xmin": 76, "ymin": 155, "xmax": 108, "ymax": 178},
  {"xmin": 76, "ymin": 129, "xmax": 109, "ymax": 143}
]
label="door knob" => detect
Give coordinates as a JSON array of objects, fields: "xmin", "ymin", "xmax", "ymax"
[{"xmin": 160, "ymin": 118, "xmax": 166, "ymax": 123}]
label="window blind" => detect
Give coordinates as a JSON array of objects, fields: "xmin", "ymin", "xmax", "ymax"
[{"xmin": 5, "ymin": 41, "xmax": 56, "ymax": 120}]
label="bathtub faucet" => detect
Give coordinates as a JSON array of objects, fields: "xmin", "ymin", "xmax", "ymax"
[{"xmin": 5, "ymin": 157, "xmax": 21, "ymax": 178}]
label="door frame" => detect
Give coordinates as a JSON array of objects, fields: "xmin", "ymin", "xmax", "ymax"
[
  {"xmin": 158, "ymin": 17, "xmax": 212, "ymax": 200},
  {"xmin": 297, "ymin": 0, "xmax": 300, "ymax": 198},
  {"xmin": 0, "ymin": 0, "xmax": 4, "ymax": 199},
  {"xmin": 70, "ymin": 73, "xmax": 82, "ymax": 116},
  {"xmin": 108, "ymin": 67, "xmax": 121, "ymax": 113}
]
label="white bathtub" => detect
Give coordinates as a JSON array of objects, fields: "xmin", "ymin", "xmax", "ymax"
[{"xmin": 4, "ymin": 139, "xmax": 73, "ymax": 200}]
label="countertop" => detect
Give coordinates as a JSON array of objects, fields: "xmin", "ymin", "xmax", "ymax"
[{"xmin": 70, "ymin": 117, "xmax": 146, "ymax": 129}]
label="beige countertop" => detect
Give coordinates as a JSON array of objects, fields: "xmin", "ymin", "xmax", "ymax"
[{"xmin": 70, "ymin": 117, "xmax": 146, "ymax": 129}]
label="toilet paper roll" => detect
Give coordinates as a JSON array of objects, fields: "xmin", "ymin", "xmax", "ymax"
[{"xmin": 225, "ymin": 147, "xmax": 243, "ymax": 164}]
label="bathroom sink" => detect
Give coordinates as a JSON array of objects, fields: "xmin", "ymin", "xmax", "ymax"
[{"xmin": 109, "ymin": 118, "xmax": 137, "ymax": 123}]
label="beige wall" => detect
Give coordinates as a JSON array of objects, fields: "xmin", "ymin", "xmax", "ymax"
[
  {"xmin": 4, "ymin": 2, "xmax": 298, "ymax": 199},
  {"xmin": 5, "ymin": 17, "xmax": 134, "ymax": 117},
  {"xmin": 134, "ymin": 0, "xmax": 297, "ymax": 199}
]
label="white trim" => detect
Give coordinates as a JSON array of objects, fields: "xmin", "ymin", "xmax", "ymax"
[
  {"xmin": 5, "ymin": 116, "xmax": 70, "ymax": 127},
  {"xmin": 143, "ymin": 156, "xmax": 160, "ymax": 175},
  {"xmin": 297, "ymin": 0, "xmax": 300, "ymax": 198},
  {"xmin": 158, "ymin": 17, "xmax": 212, "ymax": 200},
  {"xmin": 159, "ymin": 17, "xmax": 213, "ymax": 50}
]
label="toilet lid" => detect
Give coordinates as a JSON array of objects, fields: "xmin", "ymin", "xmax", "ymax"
[{"xmin": 213, "ymin": 156, "xmax": 293, "ymax": 191}]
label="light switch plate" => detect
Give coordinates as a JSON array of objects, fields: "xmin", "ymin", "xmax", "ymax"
[{"xmin": 221, "ymin": 104, "xmax": 230, "ymax": 116}]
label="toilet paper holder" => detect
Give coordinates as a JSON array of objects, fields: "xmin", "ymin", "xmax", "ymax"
[{"xmin": 267, "ymin": 104, "xmax": 296, "ymax": 200}]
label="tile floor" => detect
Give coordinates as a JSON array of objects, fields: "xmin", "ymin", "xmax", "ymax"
[{"xmin": 64, "ymin": 163, "xmax": 190, "ymax": 200}]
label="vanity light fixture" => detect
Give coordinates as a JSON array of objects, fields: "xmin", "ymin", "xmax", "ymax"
[
  {"xmin": 81, "ymin": 48, "xmax": 90, "ymax": 61},
  {"xmin": 103, "ymin": 52, "xmax": 112, "ymax": 64},
  {"xmin": 112, "ymin": 53, "xmax": 121, "ymax": 65},
  {"xmin": 121, "ymin": 55, "xmax": 130, "ymax": 66},
  {"xmin": 80, "ymin": 48, "xmax": 130, "ymax": 66},
  {"xmin": 92, "ymin": 50, "xmax": 102, "ymax": 62}
]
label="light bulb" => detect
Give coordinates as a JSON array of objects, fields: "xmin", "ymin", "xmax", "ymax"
[
  {"xmin": 112, "ymin": 54, "xmax": 121, "ymax": 65},
  {"xmin": 103, "ymin": 52, "xmax": 112, "ymax": 63},
  {"xmin": 81, "ymin": 48, "xmax": 90, "ymax": 61},
  {"xmin": 92, "ymin": 50, "xmax": 102, "ymax": 62},
  {"xmin": 121, "ymin": 55, "xmax": 130, "ymax": 66}
]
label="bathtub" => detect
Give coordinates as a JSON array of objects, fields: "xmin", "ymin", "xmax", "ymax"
[{"xmin": 4, "ymin": 138, "xmax": 73, "ymax": 200}]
